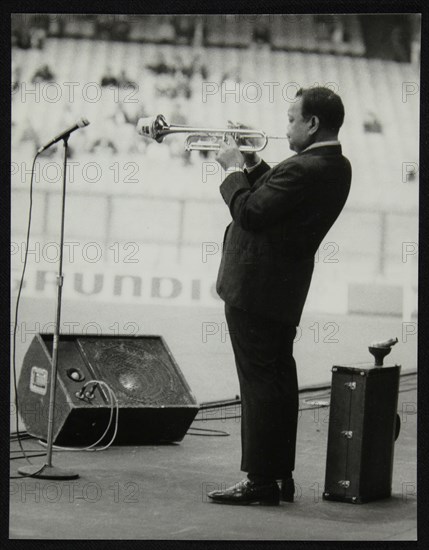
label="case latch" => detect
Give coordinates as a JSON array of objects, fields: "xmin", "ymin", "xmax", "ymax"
[{"xmin": 338, "ymin": 480, "xmax": 350, "ymax": 488}]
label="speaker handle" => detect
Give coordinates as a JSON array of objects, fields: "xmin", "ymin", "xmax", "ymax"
[{"xmin": 395, "ymin": 413, "xmax": 401, "ymax": 441}]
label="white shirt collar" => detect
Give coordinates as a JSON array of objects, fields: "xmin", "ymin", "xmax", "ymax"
[{"xmin": 302, "ymin": 140, "xmax": 341, "ymax": 152}]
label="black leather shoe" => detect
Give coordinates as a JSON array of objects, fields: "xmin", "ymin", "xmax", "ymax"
[
  {"xmin": 280, "ymin": 477, "xmax": 295, "ymax": 502},
  {"xmin": 207, "ymin": 479, "xmax": 280, "ymax": 505}
]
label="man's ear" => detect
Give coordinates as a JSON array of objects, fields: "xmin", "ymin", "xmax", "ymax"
[{"xmin": 308, "ymin": 115, "xmax": 320, "ymax": 135}]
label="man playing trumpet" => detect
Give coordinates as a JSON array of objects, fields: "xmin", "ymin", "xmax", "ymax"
[{"xmin": 208, "ymin": 86, "xmax": 352, "ymax": 505}]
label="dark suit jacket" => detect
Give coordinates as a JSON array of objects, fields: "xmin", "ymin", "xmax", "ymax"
[{"xmin": 216, "ymin": 145, "xmax": 352, "ymax": 324}]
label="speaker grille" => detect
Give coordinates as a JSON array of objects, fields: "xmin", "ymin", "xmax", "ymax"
[{"xmin": 77, "ymin": 337, "xmax": 193, "ymax": 406}]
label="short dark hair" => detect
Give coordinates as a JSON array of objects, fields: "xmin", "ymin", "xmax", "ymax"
[{"xmin": 295, "ymin": 87, "xmax": 345, "ymax": 133}]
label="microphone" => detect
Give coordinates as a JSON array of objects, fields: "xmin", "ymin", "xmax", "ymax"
[{"xmin": 37, "ymin": 118, "xmax": 90, "ymax": 153}]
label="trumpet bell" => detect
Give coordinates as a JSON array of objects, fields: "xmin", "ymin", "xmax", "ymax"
[{"xmin": 136, "ymin": 115, "xmax": 169, "ymax": 142}]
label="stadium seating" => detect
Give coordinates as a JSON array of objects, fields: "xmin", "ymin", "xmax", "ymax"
[{"xmin": 11, "ymin": 29, "xmax": 419, "ymax": 301}]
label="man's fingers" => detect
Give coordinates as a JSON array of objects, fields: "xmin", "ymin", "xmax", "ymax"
[
  {"xmin": 218, "ymin": 139, "xmax": 229, "ymax": 151},
  {"xmin": 220, "ymin": 135, "xmax": 235, "ymax": 148},
  {"xmin": 216, "ymin": 140, "xmax": 229, "ymax": 159}
]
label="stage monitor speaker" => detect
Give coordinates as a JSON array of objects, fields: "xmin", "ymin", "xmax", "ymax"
[
  {"xmin": 323, "ymin": 363, "xmax": 401, "ymax": 504},
  {"xmin": 18, "ymin": 334, "xmax": 199, "ymax": 446}
]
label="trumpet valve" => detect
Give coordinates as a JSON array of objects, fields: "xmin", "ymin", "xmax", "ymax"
[{"xmin": 185, "ymin": 134, "xmax": 219, "ymax": 152}]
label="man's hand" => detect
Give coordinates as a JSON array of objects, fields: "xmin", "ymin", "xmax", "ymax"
[
  {"xmin": 216, "ymin": 136, "xmax": 245, "ymax": 171},
  {"xmin": 227, "ymin": 121, "xmax": 261, "ymax": 167}
]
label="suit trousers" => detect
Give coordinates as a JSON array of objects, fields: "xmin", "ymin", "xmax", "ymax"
[{"xmin": 225, "ymin": 304, "xmax": 299, "ymax": 479}]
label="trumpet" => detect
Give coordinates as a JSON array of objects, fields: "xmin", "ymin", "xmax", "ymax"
[{"xmin": 136, "ymin": 114, "xmax": 286, "ymax": 152}]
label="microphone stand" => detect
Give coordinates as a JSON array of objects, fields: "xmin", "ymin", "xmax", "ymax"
[{"xmin": 19, "ymin": 136, "xmax": 79, "ymax": 480}]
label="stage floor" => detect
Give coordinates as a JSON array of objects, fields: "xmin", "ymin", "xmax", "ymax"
[{"xmin": 9, "ymin": 375, "xmax": 417, "ymax": 540}]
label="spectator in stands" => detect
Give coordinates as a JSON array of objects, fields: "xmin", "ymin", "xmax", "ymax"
[
  {"xmin": 89, "ymin": 135, "xmax": 118, "ymax": 155},
  {"xmin": 330, "ymin": 15, "xmax": 346, "ymax": 46},
  {"xmin": 221, "ymin": 68, "xmax": 242, "ymax": 84},
  {"xmin": 410, "ymin": 14, "xmax": 421, "ymax": 65},
  {"xmin": 168, "ymin": 53, "xmax": 207, "ymax": 99},
  {"xmin": 208, "ymin": 87, "xmax": 351, "ymax": 506},
  {"xmin": 27, "ymin": 14, "xmax": 49, "ymax": 48},
  {"xmin": 12, "ymin": 15, "xmax": 32, "ymax": 49},
  {"xmin": 101, "ymin": 66, "xmax": 119, "ymax": 87},
  {"xmin": 252, "ymin": 20, "xmax": 270, "ymax": 45},
  {"xmin": 315, "ymin": 14, "xmax": 348, "ymax": 51},
  {"xmin": 120, "ymin": 93, "xmax": 145, "ymax": 128},
  {"xmin": 31, "ymin": 64, "xmax": 54, "ymax": 83},
  {"xmin": 12, "ymin": 114, "xmax": 40, "ymax": 156},
  {"xmin": 12, "ymin": 66, "xmax": 22, "ymax": 94},
  {"xmin": 173, "ymin": 54, "xmax": 192, "ymax": 79},
  {"xmin": 191, "ymin": 54, "xmax": 209, "ymax": 80},
  {"xmin": 110, "ymin": 15, "xmax": 131, "ymax": 41},
  {"xmin": 110, "ymin": 105, "xmax": 138, "ymax": 155},
  {"xmin": 154, "ymin": 69, "xmax": 191, "ymax": 100},
  {"xmin": 175, "ymin": 72, "xmax": 192, "ymax": 100},
  {"xmin": 95, "ymin": 15, "xmax": 116, "ymax": 40},
  {"xmin": 172, "ymin": 15, "xmax": 195, "ymax": 45},
  {"xmin": 146, "ymin": 52, "xmax": 172, "ymax": 75},
  {"xmin": 29, "ymin": 27, "xmax": 47, "ymax": 49},
  {"xmin": 157, "ymin": 16, "xmax": 176, "ymax": 44},
  {"xmin": 155, "ymin": 73, "xmax": 175, "ymax": 98},
  {"xmin": 391, "ymin": 25, "xmax": 409, "ymax": 62},
  {"xmin": 118, "ymin": 69, "xmax": 137, "ymax": 89},
  {"xmin": 47, "ymin": 14, "xmax": 66, "ymax": 38},
  {"xmin": 405, "ymin": 166, "xmax": 417, "ymax": 182},
  {"xmin": 363, "ymin": 110, "xmax": 383, "ymax": 133},
  {"xmin": 315, "ymin": 14, "xmax": 332, "ymax": 40},
  {"xmin": 168, "ymin": 102, "xmax": 192, "ymax": 165}
]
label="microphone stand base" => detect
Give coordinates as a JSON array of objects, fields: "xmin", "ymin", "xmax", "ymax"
[{"xmin": 18, "ymin": 464, "xmax": 79, "ymax": 480}]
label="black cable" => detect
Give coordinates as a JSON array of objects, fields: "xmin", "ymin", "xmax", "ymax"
[
  {"xmin": 9, "ymin": 464, "xmax": 48, "ymax": 479},
  {"xmin": 398, "ymin": 371, "xmax": 418, "ymax": 378},
  {"xmin": 193, "ymin": 415, "xmax": 242, "ymax": 422},
  {"xmin": 9, "ymin": 434, "xmax": 32, "ymax": 441},
  {"xmin": 10, "ymin": 472, "xmax": 45, "ymax": 480},
  {"xmin": 187, "ymin": 427, "xmax": 230, "ymax": 436},
  {"xmin": 11, "ymin": 152, "xmax": 40, "ymax": 466},
  {"xmin": 191, "ymin": 372, "xmax": 418, "ymax": 425}
]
